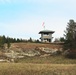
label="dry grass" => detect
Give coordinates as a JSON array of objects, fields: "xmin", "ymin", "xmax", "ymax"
[
  {"xmin": 0, "ymin": 63, "xmax": 75, "ymax": 75},
  {"xmin": 11, "ymin": 43, "xmax": 63, "ymax": 50},
  {"xmin": 0, "ymin": 43, "xmax": 75, "ymax": 75},
  {"xmin": 16, "ymin": 55, "xmax": 76, "ymax": 64}
]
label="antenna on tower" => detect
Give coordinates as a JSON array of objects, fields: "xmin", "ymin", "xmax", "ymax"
[{"xmin": 42, "ymin": 22, "xmax": 45, "ymax": 30}]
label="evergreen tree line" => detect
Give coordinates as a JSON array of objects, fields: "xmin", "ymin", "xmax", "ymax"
[
  {"xmin": 0, "ymin": 35, "xmax": 27, "ymax": 48},
  {"xmin": 0, "ymin": 36, "xmax": 40, "ymax": 49},
  {"xmin": 0, "ymin": 35, "xmax": 26, "ymax": 43}
]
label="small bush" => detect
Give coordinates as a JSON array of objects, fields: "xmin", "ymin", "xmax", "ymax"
[
  {"xmin": 56, "ymin": 50, "xmax": 62, "ymax": 55},
  {"xmin": 63, "ymin": 50, "xmax": 76, "ymax": 59}
]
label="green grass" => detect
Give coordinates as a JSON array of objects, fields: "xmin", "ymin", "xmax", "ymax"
[
  {"xmin": 16, "ymin": 55, "xmax": 76, "ymax": 64},
  {"xmin": 0, "ymin": 63, "xmax": 76, "ymax": 75}
]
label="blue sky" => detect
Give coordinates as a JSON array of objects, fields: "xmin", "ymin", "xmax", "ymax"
[{"xmin": 0, "ymin": 0, "xmax": 76, "ymax": 40}]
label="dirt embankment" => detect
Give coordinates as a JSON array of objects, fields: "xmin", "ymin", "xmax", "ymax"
[{"xmin": 10, "ymin": 43, "xmax": 63, "ymax": 50}]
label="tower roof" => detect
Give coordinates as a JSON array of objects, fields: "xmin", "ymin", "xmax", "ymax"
[{"xmin": 39, "ymin": 30, "xmax": 55, "ymax": 34}]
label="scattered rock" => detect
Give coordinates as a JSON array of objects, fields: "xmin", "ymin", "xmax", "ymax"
[
  {"xmin": 40, "ymin": 54, "xmax": 51, "ymax": 57},
  {"xmin": 0, "ymin": 59, "xmax": 9, "ymax": 62},
  {"xmin": 22, "ymin": 49, "xmax": 40, "ymax": 57}
]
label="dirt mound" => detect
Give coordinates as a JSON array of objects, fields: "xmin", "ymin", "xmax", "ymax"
[{"xmin": 10, "ymin": 43, "xmax": 63, "ymax": 50}]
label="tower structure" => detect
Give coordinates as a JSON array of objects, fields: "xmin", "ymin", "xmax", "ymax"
[{"xmin": 39, "ymin": 30, "xmax": 55, "ymax": 43}]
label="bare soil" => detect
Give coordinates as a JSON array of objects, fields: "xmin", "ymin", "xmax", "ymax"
[{"xmin": 10, "ymin": 43, "xmax": 63, "ymax": 50}]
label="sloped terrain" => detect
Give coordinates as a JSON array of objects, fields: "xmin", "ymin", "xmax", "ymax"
[
  {"xmin": 10, "ymin": 43, "xmax": 63, "ymax": 50},
  {"xmin": 0, "ymin": 43, "xmax": 63, "ymax": 62},
  {"xmin": 7, "ymin": 43, "xmax": 63, "ymax": 57}
]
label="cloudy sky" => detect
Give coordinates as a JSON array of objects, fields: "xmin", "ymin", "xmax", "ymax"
[{"xmin": 0, "ymin": 0, "xmax": 76, "ymax": 40}]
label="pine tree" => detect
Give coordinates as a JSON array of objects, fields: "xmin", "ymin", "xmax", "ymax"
[
  {"xmin": 63, "ymin": 20, "xmax": 76, "ymax": 58},
  {"xmin": 7, "ymin": 37, "xmax": 11, "ymax": 49},
  {"xmin": 64, "ymin": 19, "xmax": 76, "ymax": 50}
]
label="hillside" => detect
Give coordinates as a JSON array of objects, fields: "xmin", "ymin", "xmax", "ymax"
[
  {"xmin": 0, "ymin": 43, "xmax": 76, "ymax": 75},
  {"xmin": 10, "ymin": 43, "xmax": 63, "ymax": 50}
]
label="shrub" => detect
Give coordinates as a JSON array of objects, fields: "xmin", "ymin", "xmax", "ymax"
[{"xmin": 63, "ymin": 50, "xmax": 76, "ymax": 59}]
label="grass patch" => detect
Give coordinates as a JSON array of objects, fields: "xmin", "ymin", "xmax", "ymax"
[
  {"xmin": 16, "ymin": 55, "xmax": 76, "ymax": 64},
  {"xmin": 0, "ymin": 63, "xmax": 75, "ymax": 75}
]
